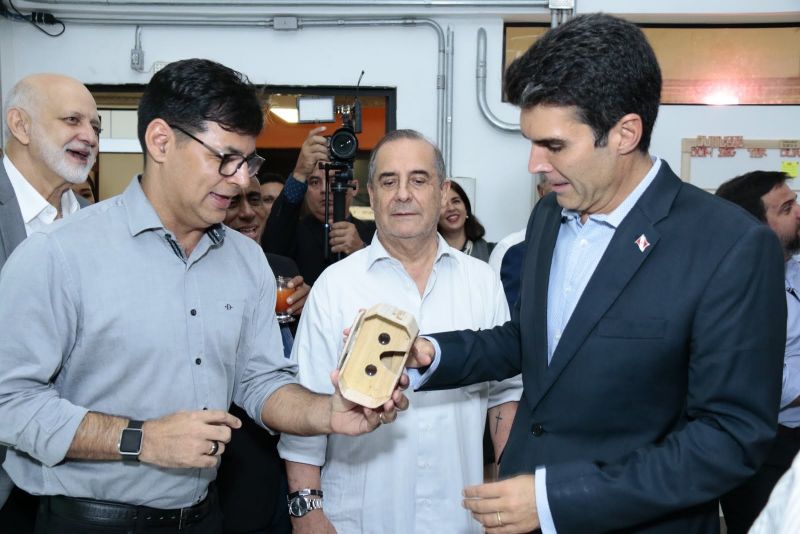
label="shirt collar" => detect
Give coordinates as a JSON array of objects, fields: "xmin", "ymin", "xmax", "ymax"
[
  {"xmin": 366, "ymin": 232, "xmax": 454, "ymax": 269},
  {"xmin": 561, "ymin": 156, "xmax": 662, "ymax": 229},
  {"xmin": 123, "ymin": 175, "xmax": 226, "ymax": 243},
  {"xmin": 3, "ymin": 155, "xmax": 80, "ymax": 224}
]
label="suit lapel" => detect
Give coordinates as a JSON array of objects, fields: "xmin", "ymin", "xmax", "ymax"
[
  {"xmin": 523, "ymin": 195, "xmax": 562, "ymax": 397},
  {"xmin": 528, "ymin": 162, "xmax": 682, "ymax": 408},
  {"xmin": 0, "ymin": 165, "xmax": 27, "ymax": 266}
]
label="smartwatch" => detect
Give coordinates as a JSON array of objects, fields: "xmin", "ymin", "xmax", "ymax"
[
  {"xmin": 118, "ymin": 419, "xmax": 144, "ymax": 461},
  {"xmin": 287, "ymin": 488, "xmax": 324, "ymax": 517}
]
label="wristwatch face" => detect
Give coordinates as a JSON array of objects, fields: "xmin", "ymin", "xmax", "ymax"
[
  {"xmin": 119, "ymin": 428, "xmax": 143, "ymax": 456},
  {"xmin": 289, "ymin": 497, "xmax": 309, "ymax": 517}
]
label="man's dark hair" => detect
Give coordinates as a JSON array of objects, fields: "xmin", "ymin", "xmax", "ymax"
[
  {"xmin": 137, "ymin": 58, "xmax": 263, "ymax": 153},
  {"xmin": 715, "ymin": 171, "xmax": 788, "ymax": 222},
  {"xmin": 504, "ymin": 13, "xmax": 662, "ymax": 152},
  {"xmin": 257, "ymin": 170, "xmax": 285, "ymax": 186},
  {"xmin": 446, "ymin": 180, "xmax": 486, "ymax": 242}
]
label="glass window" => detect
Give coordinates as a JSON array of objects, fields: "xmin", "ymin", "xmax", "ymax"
[{"xmin": 503, "ymin": 23, "xmax": 800, "ymax": 105}]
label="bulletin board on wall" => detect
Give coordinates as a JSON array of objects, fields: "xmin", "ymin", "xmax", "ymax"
[{"xmin": 680, "ymin": 136, "xmax": 800, "ymax": 193}]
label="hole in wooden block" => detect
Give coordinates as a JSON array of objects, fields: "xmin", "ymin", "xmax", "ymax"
[
  {"xmin": 378, "ymin": 332, "xmax": 391, "ymax": 345},
  {"xmin": 365, "ymin": 364, "xmax": 378, "ymax": 376},
  {"xmin": 379, "ymin": 351, "xmax": 405, "ymax": 373}
]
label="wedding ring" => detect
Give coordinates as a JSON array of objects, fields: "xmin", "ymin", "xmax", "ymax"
[
  {"xmin": 496, "ymin": 511, "xmax": 503, "ymax": 527},
  {"xmin": 208, "ymin": 440, "xmax": 219, "ymax": 456},
  {"xmin": 378, "ymin": 412, "xmax": 385, "ymax": 424}
]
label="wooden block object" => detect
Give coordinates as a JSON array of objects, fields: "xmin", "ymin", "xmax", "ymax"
[{"xmin": 338, "ymin": 304, "xmax": 419, "ymax": 408}]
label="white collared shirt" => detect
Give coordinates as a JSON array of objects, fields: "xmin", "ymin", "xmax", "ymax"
[
  {"xmin": 3, "ymin": 155, "xmax": 80, "ymax": 236},
  {"xmin": 279, "ymin": 234, "xmax": 520, "ymax": 534}
]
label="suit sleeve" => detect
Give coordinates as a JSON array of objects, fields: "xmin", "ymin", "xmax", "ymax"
[
  {"xmin": 545, "ymin": 223, "xmax": 786, "ymax": 532},
  {"xmin": 421, "ymin": 200, "xmax": 546, "ymax": 391},
  {"xmin": 422, "ymin": 319, "xmax": 523, "ymax": 390}
]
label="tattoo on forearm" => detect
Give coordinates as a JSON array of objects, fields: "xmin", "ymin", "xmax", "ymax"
[{"xmin": 494, "ymin": 411, "xmax": 503, "ymax": 435}]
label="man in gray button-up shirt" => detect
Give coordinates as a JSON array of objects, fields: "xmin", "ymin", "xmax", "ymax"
[{"xmin": 0, "ymin": 59, "xmax": 406, "ymax": 532}]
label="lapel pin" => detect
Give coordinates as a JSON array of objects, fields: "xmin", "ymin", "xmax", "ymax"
[{"xmin": 635, "ymin": 234, "xmax": 650, "ymax": 253}]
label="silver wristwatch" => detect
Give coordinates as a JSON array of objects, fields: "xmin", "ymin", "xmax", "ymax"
[{"xmin": 287, "ymin": 488, "xmax": 324, "ymax": 517}]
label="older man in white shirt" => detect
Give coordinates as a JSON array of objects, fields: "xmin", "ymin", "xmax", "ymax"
[
  {"xmin": 1, "ymin": 73, "xmax": 99, "ymax": 248},
  {"xmin": 279, "ymin": 129, "xmax": 521, "ymax": 534}
]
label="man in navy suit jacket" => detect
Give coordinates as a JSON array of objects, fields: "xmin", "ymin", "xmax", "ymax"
[{"xmin": 409, "ymin": 14, "xmax": 786, "ymax": 533}]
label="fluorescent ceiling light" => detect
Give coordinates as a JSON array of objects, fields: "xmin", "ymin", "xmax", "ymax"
[{"xmin": 270, "ymin": 106, "xmax": 299, "ymax": 123}]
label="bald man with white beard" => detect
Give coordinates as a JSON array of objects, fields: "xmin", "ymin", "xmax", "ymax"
[{"xmin": 0, "ymin": 73, "xmax": 99, "ymax": 529}]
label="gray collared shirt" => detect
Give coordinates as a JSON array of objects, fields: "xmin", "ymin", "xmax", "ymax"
[{"xmin": 0, "ymin": 177, "xmax": 297, "ymax": 508}]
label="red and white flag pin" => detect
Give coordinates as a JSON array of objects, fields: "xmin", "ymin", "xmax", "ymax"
[{"xmin": 634, "ymin": 234, "xmax": 650, "ymax": 253}]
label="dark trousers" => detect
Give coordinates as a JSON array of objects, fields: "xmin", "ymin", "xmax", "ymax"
[
  {"xmin": 216, "ymin": 404, "xmax": 290, "ymax": 534},
  {"xmin": 33, "ymin": 492, "xmax": 223, "ymax": 534},
  {"xmin": 720, "ymin": 427, "xmax": 800, "ymax": 534},
  {"xmin": 0, "ymin": 485, "xmax": 38, "ymax": 533}
]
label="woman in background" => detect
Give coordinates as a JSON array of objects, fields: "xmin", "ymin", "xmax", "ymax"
[{"xmin": 438, "ymin": 180, "xmax": 494, "ymax": 261}]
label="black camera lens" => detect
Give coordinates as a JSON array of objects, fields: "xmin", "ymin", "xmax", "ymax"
[{"xmin": 329, "ymin": 128, "xmax": 358, "ymax": 162}]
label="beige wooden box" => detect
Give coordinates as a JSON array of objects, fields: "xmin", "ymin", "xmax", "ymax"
[{"xmin": 337, "ymin": 304, "xmax": 419, "ymax": 409}]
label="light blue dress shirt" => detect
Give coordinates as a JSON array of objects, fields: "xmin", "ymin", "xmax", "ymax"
[
  {"xmin": 780, "ymin": 259, "xmax": 800, "ymax": 426},
  {"xmin": 0, "ymin": 178, "xmax": 297, "ymax": 509}
]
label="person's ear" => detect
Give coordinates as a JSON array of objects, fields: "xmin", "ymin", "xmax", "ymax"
[
  {"xmin": 6, "ymin": 108, "xmax": 32, "ymax": 145},
  {"xmin": 145, "ymin": 119, "xmax": 173, "ymax": 164},
  {"xmin": 441, "ymin": 179, "xmax": 451, "ymax": 208},
  {"xmin": 614, "ymin": 113, "xmax": 643, "ymax": 155}
]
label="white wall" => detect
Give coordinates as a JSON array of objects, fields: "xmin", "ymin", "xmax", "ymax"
[{"xmin": 1, "ymin": 1, "xmax": 798, "ymax": 240}]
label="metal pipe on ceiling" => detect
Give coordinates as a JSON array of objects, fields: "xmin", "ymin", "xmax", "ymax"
[
  {"xmin": 7, "ymin": 11, "xmax": 451, "ymax": 160},
  {"xmin": 9, "ymin": 0, "xmax": 553, "ymax": 166},
  {"xmin": 19, "ymin": 0, "xmax": 550, "ymax": 6},
  {"xmin": 445, "ymin": 26, "xmax": 455, "ymax": 173},
  {"xmin": 299, "ymin": 17, "xmax": 447, "ymax": 156}
]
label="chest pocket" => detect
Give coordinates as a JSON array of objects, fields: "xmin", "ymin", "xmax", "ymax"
[
  {"xmin": 202, "ymin": 299, "xmax": 246, "ymax": 366},
  {"xmin": 596, "ymin": 317, "xmax": 666, "ymax": 339}
]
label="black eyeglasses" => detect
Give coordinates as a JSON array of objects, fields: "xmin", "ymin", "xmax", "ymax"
[{"xmin": 169, "ymin": 124, "xmax": 265, "ymax": 178}]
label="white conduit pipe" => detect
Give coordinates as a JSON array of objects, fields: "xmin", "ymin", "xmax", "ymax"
[
  {"xmin": 18, "ymin": 0, "xmax": 552, "ymax": 7},
  {"xmin": 476, "ymin": 27, "xmax": 519, "ymax": 132}
]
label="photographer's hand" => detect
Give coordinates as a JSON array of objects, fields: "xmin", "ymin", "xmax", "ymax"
[
  {"xmin": 292, "ymin": 126, "xmax": 329, "ymax": 182},
  {"xmin": 329, "ymin": 221, "xmax": 364, "ymax": 256}
]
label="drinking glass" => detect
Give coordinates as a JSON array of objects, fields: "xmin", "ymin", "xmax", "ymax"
[{"xmin": 275, "ymin": 276, "xmax": 296, "ymax": 324}]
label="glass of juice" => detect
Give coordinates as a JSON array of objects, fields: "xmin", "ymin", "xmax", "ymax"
[{"xmin": 275, "ymin": 276, "xmax": 296, "ymax": 324}]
